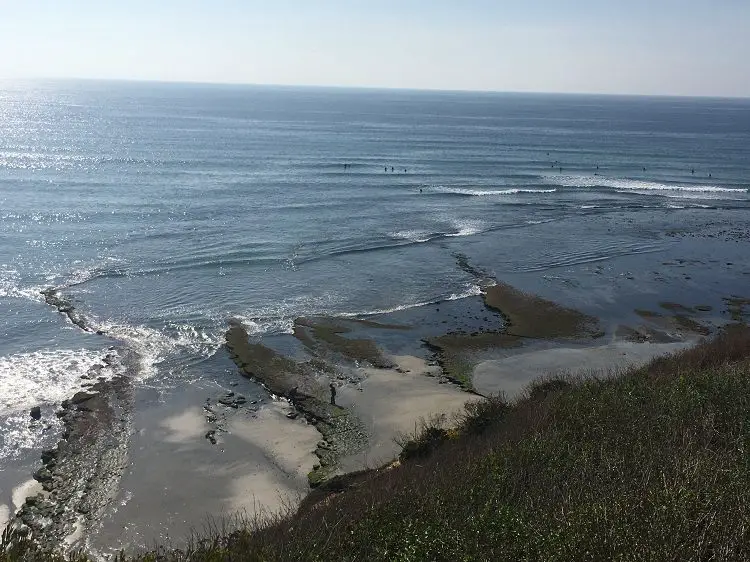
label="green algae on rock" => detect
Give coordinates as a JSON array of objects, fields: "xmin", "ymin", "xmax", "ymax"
[
  {"xmin": 225, "ymin": 322, "xmax": 367, "ymax": 487},
  {"xmin": 293, "ymin": 317, "xmax": 394, "ymax": 368},
  {"xmin": 482, "ymin": 282, "xmax": 602, "ymax": 340},
  {"xmin": 425, "ymin": 332, "xmax": 523, "ymax": 389}
]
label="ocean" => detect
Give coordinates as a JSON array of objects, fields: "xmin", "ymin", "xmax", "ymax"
[{"xmin": 1, "ymin": 80, "xmax": 749, "ymax": 543}]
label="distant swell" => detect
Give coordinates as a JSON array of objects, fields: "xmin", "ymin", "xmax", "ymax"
[{"xmin": 514, "ymin": 241, "xmax": 669, "ymax": 273}]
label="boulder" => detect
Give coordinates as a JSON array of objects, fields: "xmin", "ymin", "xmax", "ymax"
[{"xmin": 71, "ymin": 391, "xmax": 94, "ymax": 405}]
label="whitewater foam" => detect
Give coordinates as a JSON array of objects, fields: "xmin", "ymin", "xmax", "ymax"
[
  {"xmin": 238, "ymin": 316, "xmax": 297, "ymax": 336},
  {"xmin": 326, "ymin": 284, "xmax": 484, "ymax": 321},
  {"xmin": 0, "ymin": 411, "xmax": 63, "ymax": 464},
  {"xmin": 445, "ymin": 284, "xmax": 484, "ymax": 301},
  {"xmin": 91, "ymin": 320, "xmax": 223, "ymax": 379},
  {"xmin": 0, "ymin": 348, "xmax": 118, "ymax": 416},
  {"xmin": 430, "ymin": 185, "xmax": 557, "ymax": 197},
  {"xmin": 233, "ymin": 291, "xmax": 350, "ymax": 336},
  {"xmin": 390, "ymin": 230, "xmax": 434, "ymax": 243},
  {"xmin": 446, "ymin": 219, "xmax": 486, "ymax": 237},
  {"xmin": 167, "ymin": 322, "xmax": 225, "ymax": 358},
  {"xmin": 554, "ymin": 174, "xmax": 748, "ymax": 195},
  {"xmin": 0, "ymin": 267, "xmax": 45, "ymax": 302}
]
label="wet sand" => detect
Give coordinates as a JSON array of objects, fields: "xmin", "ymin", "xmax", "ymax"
[
  {"xmin": 89, "ymin": 352, "xmax": 476, "ymax": 553},
  {"xmin": 90, "ymin": 388, "xmax": 319, "ymax": 555},
  {"xmin": 335, "ymin": 355, "xmax": 480, "ymax": 472},
  {"xmin": 473, "ymin": 339, "xmax": 693, "ymax": 399}
]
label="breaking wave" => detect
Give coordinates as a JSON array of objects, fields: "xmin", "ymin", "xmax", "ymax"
[
  {"xmin": 427, "ymin": 185, "xmax": 557, "ymax": 197},
  {"xmin": 235, "ymin": 284, "xmax": 485, "ymax": 336},
  {"xmin": 553, "ymin": 174, "xmax": 748, "ymax": 196},
  {"xmin": 0, "ymin": 348, "xmax": 119, "ymax": 416}
]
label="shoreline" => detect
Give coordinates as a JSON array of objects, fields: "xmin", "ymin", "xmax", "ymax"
[
  {"xmin": 220, "ymin": 266, "xmax": 721, "ymax": 502},
  {"xmin": 5, "ymin": 267, "xmax": 744, "ymax": 553}
]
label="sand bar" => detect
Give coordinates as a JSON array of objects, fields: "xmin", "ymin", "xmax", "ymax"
[
  {"xmin": 336, "ymin": 355, "xmax": 480, "ymax": 472},
  {"xmin": 473, "ymin": 339, "xmax": 693, "ymax": 399}
]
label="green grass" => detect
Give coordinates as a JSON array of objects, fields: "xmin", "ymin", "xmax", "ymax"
[{"xmin": 5, "ymin": 325, "xmax": 750, "ymax": 561}]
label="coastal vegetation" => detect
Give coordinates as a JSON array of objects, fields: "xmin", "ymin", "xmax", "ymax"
[{"xmin": 4, "ymin": 324, "xmax": 750, "ymax": 561}]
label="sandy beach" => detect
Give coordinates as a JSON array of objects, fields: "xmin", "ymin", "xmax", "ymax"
[{"xmin": 335, "ymin": 355, "xmax": 481, "ymax": 472}]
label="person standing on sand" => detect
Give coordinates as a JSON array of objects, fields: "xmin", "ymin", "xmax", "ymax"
[{"xmin": 329, "ymin": 382, "xmax": 337, "ymax": 406}]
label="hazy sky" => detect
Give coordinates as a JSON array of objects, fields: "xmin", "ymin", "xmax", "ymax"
[{"xmin": 1, "ymin": 1, "xmax": 748, "ymax": 96}]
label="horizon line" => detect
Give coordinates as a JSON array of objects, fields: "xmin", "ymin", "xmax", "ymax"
[{"xmin": 1, "ymin": 76, "xmax": 749, "ymax": 101}]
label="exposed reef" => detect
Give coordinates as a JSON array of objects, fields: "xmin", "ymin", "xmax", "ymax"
[
  {"xmin": 226, "ymin": 322, "xmax": 368, "ymax": 486},
  {"xmin": 40, "ymin": 288, "xmax": 105, "ymax": 335},
  {"xmin": 293, "ymin": 317, "xmax": 396, "ymax": 368},
  {"xmin": 14, "ymin": 360, "xmax": 131, "ymax": 550},
  {"xmin": 482, "ymin": 282, "xmax": 603, "ymax": 340}
]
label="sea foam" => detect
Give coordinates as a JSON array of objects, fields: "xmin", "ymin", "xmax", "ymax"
[
  {"xmin": 553, "ymin": 174, "xmax": 747, "ymax": 195},
  {"xmin": 0, "ymin": 348, "xmax": 117, "ymax": 416}
]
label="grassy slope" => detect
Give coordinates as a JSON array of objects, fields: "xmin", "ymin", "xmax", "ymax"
[{"xmin": 4, "ymin": 325, "xmax": 750, "ymax": 561}]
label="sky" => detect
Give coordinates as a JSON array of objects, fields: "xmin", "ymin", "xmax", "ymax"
[{"xmin": 0, "ymin": 0, "xmax": 748, "ymax": 97}]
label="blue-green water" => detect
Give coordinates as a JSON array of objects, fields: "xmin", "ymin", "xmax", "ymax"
[{"xmin": 1, "ymin": 80, "xmax": 749, "ymax": 463}]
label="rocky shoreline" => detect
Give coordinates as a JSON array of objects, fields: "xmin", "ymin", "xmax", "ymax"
[
  {"xmin": 6, "ymin": 269, "xmax": 740, "ymax": 554},
  {"xmin": 15, "ymin": 360, "xmax": 132, "ymax": 551},
  {"xmin": 40, "ymin": 288, "xmax": 104, "ymax": 335},
  {"xmin": 6, "ymin": 287, "xmax": 133, "ymax": 551}
]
